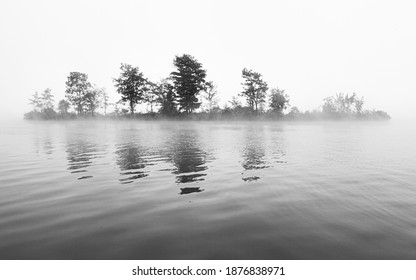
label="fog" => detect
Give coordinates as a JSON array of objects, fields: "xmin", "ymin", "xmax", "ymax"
[{"xmin": 1, "ymin": 0, "xmax": 416, "ymax": 121}]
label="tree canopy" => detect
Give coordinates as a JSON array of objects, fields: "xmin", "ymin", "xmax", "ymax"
[
  {"xmin": 269, "ymin": 87, "xmax": 289, "ymax": 115},
  {"xmin": 240, "ymin": 68, "xmax": 268, "ymax": 112},
  {"xmin": 65, "ymin": 72, "xmax": 91, "ymax": 114},
  {"xmin": 170, "ymin": 54, "xmax": 207, "ymax": 113},
  {"xmin": 113, "ymin": 64, "xmax": 149, "ymax": 115}
]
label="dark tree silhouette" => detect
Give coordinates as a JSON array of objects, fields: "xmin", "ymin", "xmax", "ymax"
[
  {"xmin": 65, "ymin": 72, "xmax": 91, "ymax": 114},
  {"xmin": 113, "ymin": 63, "xmax": 149, "ymax": 115},
  {"xmin": 240, "ymin": 68, "xmax": 268, "ymax": 112},
  {"xmin": 170, "ymin": 54, "xmax": 207, "ymax": 113}
]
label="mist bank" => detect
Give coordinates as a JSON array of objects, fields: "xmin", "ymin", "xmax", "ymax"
[{"xmin": 23, "ymin": 106, "xmax": 390, "ymax": 121}]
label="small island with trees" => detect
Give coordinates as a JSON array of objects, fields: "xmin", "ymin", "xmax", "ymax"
[{"xmin": 24, "ymin": 54, "xmax": 390, "ymax": 121}]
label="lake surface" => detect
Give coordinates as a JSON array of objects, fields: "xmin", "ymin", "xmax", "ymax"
[{"xmin": 1, "ymin": 120, "xmax": 416, "ymax": 259}]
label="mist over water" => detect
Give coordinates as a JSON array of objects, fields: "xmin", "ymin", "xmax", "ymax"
[{"xmin": 1, "ymin": 120, "xmax": 416, "ymax": 259}]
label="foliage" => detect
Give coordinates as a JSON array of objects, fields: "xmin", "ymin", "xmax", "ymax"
[
  {"xmin": 41, "ymin": 88, "xmax": 54, "ymax": 111},
  {"xmin": 240, "ymin": 68, "xmax": 268, "ymax": 112},
  {"xmin": 201, "ymin": 81, "xmax": 219, "ymax": 113},
  {"xmin": 269, "ymin": 87, "xmax": 289, "ymax": 115},
  {"xmin": 29, "ymin": 88, "xmax": 54, "ymax": 112},
  {"xmin": 58, "ymin": 99, "xmax": 70, "ymax": 115},
  {"xmin": 24, "ymin": 107, "xmax": 58, "ymax": 120},
  {"xmin": 65, "ymin": 72, "xmax": 92, "ymax": 114},
  {"xmin": 145, "ymin": 82, "xmax": 160, "ymax": 113},
  {"xmin": 170, "ymin": 54, "xmax": 207, "ymax": 113},
  {"xmin": 229, "ymin": 95, "xmax": 242, "ymax": 110},
  {"xmin": 29, "ymin": 92, "xmax": 42, "ymax": 112},
  {"xmin": 113, "ymin": 63, "xmax": 149, "ymax": 115},
  {"xmin": 84, "ymin": 86, "xmax": 103, "ymax": 116},
  {"xmin": 201, "ymin": 81, "xmax": 218, "ymax": 113},
  {"xmin": 322, "ymin": 93, "xmax": 362, "ymax": 116},
  {"xmin": 153, "ymin": 78, "xmax": 177, "ymax": 116}
]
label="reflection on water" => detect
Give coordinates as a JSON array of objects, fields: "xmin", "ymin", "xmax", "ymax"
[
  {"xmin": 241, "ymin": 126, "xmax": 286, "ymax": 182},
  {"xmin": 241, "ymin": 129, "xmax": 268, "ymax": 182},
  {"xmin": 242, "ymin": 145, "xmax": 269, "ymax": 170},
  {"xmin": 66, "ymin": 141, "xmax": 98, "ymax": 179},
  {"xmin": 169, "ymin": 130, "xmax": 211, "ymax": 194},
  {"xmin": 116, "ymin": 143, "xmax": 149, "ymax": 184},
  {"xmin": 3, "ymin": 120, "xmax": 416, "ymax": 259}
]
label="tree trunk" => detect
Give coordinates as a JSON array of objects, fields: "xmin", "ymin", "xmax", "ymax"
[{"xmin": 130, "ymin": 101, "xmax": 134, "ymax": 115}]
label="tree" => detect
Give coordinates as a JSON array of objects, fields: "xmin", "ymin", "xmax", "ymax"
[
  {"xmin": 170, "ymin": 54, "xmax": 207, "ymax": 113},
  {"xmin": 41, "ymin": 88, "xmax": 54, "ymax": 112},
  {"xmin": 99, "ymin": 88, "xmax": 109, "ymax": 116},
  {"xmin": 269, "ymin": 87, "xmax": 289, "ymax": 115},
  {"xmin": 29, "ymin": 92, "xmax": 42, "ymax": 112},
  {"xmin": 354, "ymin": 95, "xmax": 364, "ymax": 115},
  {"xmin": 113, "ymin": 63, "xmax": 148, "ymax": 115},
  {"xmin": 145, "ymin": 82, "xmax": 159, "ymax": 113},
  {"xmin": 29, "ymin": 88, "xmax": 55, "ymax": 113},
  {"xmin": 240, "ymin": 68, "xmax": 268, "ymax": 112},
  {"xmin": 85, "ymin": 85, "xmax": 103, "ymax": 116},
  {"xmin": 201, "ymin": 81, "xmax": 219, "ymax": 113},
  {"xmin": 155, "ymin": 78, "xmax": 177, "ymax": 116},
  {"xmin": 322, "ymin": 92, "xmax": 364, "ymax": 116},
  {"xmin": 65, "ymin": 72, "xmax": 91, "ymax": 114},
  {"xmin": 58, "ymin": 99, "xmax": 70, "ymax": 115},
  {"xmin": 229, "ymin": 95, "xmax": 242, "ymax": 109}
]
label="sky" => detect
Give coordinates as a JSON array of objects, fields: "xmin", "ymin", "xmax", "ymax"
[{"xmin": 0, "ymin": 0, "xmax": 415, "ymax": 120}]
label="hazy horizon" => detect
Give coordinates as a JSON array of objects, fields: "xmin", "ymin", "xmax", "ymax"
[{"xmin": 1, "ymin": 0, "xmax": 415, "ymax": 121}]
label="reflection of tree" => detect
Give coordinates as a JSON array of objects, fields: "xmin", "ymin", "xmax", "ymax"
[
  {"xmin": 66, "ymin": 140, "xmax": 97, "ymax": 180},
  {"xmin": 169, "ymin": 130, "xmax": 209, "ymax": 194},
  {"xmin": 242, "ymin": 144, "xmax": 268, "ymax": 171},
  {"xmin": 116, "ymin": 143, "xmax": 149, "ymax": 184},
  {"xmin": 241, "ymin": 126, "xmax": 286, "ymax": 182},
  {"xmin": 241, "ymin": 127, "xmax": 268, "ymax": 182}
]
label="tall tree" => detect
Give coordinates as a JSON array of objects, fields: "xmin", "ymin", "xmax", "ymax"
[
  {"xmin": 113, "ymin": 63, "xmax": 148, "ymax": 115},
  {"xmin": 170, "ymin": 54, "xmax": 207, "ymax": 113},
  {"xmin": 240, "ymin": 68, "xmax": 268, "ymax": 112},
  {"xmin": 65, "ymin": 72, "xmax": 91, "ymax": 114},
  {"xmin": 269, "ymin": 87, "xmax": 289, "ymax": 115}
]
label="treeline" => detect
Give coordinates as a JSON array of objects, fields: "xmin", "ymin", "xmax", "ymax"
[{"xmin": 24, "ymin": 54, "xmax": 390, "ymax": 120}]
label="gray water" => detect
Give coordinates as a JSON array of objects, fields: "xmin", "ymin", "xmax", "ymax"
[{"xmin": 1, "ymin": 120, "xmax": 416, "ymax": 259}]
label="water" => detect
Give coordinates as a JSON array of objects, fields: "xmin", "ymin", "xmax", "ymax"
[{"xmin": 1, "ymin": 120, "xmax": 416, "ymax": 259}]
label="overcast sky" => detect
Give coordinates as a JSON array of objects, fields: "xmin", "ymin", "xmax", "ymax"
[{"xmin": 0, "ymin": 0, "xmax": 415, "ymax": 120}]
